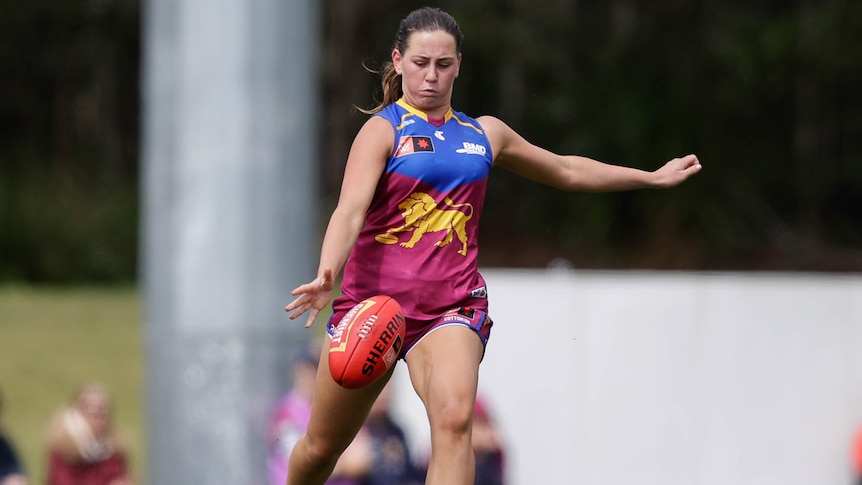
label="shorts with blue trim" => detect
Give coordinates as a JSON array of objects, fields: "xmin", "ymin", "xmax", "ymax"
[{"xmin": 327, "ymin": 306, "xmax": 493, "ymax": 359}]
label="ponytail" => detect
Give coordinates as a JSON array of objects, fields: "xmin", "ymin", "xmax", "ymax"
[{"xmin": 357, "ymin": 60, "xmax": 402, "ymax": 115}]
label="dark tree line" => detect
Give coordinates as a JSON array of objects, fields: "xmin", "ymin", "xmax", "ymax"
[
  {"xmin": 1, "ymin": 0, "xmax": 860, "ymax": 282},
  {"xmin": 0, "ymin": 0, "xmax": 140, "ymax": 282}
]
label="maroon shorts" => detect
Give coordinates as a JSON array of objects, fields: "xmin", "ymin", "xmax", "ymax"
[{"xmin": 327, "ymin": 306, "xmax": 493, "ymax": 359}]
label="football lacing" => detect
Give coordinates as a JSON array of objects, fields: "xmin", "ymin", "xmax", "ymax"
[{"xmin": 357, "ymin": 314, "xmax": 378, "ymax": 338}]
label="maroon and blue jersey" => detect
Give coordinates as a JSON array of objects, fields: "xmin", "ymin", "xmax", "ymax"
[{"xmin": 333, "ymin": 99, "xmax": 494, "ymax": 320}]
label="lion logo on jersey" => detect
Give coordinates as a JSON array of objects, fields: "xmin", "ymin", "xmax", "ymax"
[{"xmin": 375, "ymin": 192, "xmax": 473, "ymax": 256}]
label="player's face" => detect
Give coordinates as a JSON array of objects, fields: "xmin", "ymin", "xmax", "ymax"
[{"xmin": 393, "ymin": 30, "xmax": 461, "ymax": 115}]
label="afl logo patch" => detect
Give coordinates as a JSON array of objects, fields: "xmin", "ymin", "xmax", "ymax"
[{"xmin": 396, "ymin": 136, "xmax": 435, "ymax": 156}]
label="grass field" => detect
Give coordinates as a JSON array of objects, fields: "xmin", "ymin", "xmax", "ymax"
[{"xmin": 0, "ymin": 285, "xmax": 144, "ymax": 485}]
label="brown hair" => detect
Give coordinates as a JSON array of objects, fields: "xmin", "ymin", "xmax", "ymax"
[{"xmin": 359, "ymin": 7, "xmax": 464, "ymax": 114}]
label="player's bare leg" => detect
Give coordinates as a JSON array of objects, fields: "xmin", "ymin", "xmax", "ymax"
[
  {"xmin": 286, "ymin": 339, "xmax": 392, "ymax": 485},
  {"xmin": 406, "ymin": 325, "xmax": 484, "ymax": 485}
]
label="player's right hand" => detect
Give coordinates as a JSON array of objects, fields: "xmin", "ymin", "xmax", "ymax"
[{"xmin": 284, "ymin": 268, "xmax": 334, "ymax": 328}]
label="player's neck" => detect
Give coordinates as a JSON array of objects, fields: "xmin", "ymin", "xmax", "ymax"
[{"xmin": 397, "ymin": 98, "xmax": 451, "ymax": 126}]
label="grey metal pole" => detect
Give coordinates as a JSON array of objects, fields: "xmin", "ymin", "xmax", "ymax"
[{"xmin": 141, "ymin": 0, "xmax": 318, "ymax": 483}]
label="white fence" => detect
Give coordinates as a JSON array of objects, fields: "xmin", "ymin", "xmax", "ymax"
[{"xmin": 390, "ymin": 269, "xmax": 862, "ymax": 485}]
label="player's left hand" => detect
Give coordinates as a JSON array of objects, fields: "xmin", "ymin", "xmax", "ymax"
[{"xmin": 652, "ymin": 154, "xmax": 702, "ymax": 188}]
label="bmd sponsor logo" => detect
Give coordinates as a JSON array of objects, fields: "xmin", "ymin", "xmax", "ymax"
[{"xmin": 455, "ymin": 142, "xmax": 486, "ymax": 156}]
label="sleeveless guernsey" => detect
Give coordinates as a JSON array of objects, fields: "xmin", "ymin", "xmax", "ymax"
[{"xmin": 333, "ymin": 99, "xmax": 494, "ymax": 320}]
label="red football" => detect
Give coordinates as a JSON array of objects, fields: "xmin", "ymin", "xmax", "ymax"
[{"xmin": 329, "ymin": 295, "xmax": 406, "ymax": 389}]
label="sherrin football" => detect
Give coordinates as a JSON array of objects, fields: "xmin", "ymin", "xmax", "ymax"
[{"xmin": 329, "ymin": 295, "xmax": 406, "ymax": 389}]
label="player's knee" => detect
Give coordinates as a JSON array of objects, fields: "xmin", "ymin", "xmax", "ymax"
[
  {"xmin": 298, "ymin": 435, "xmax": 342, "ymax": 470},
  {"xmin": 430, "ymin": 394, "xmax": 473, "ymax": 438}
]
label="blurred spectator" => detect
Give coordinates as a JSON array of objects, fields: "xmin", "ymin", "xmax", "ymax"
[
  {"xmin": 854, "ymin": 424, "xmax": 862, "ymax": 485},
  {"xmin": 0, "ymin": 389, "xmax": 28, "ymax": 485},
  {"xmin": 472, "ymin": 395, "xmax": 506, "ymax": 485},
  {"xmin": 268, "ymin": 342, "xmax": 366, "ymax": 485},
  {"xmin": 45, "ymin": 382, "xmax": 133, "ymax": 485},
  {"xmin": 353, "ymin": 383, "xmax": 422, "ymax": 485}
]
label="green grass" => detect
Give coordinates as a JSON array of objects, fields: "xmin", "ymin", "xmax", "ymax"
[{"xmin": 0, "ymin": 285, "xmax": 144, "ymax": 485}]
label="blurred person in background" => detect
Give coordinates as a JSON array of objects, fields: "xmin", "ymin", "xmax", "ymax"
[
  {"xmin": 0, "ymin": 389, "xmax": 28, "ymax": 485},
  {"xmin": 45, "ymin": 382, "xmax": 133, "ymax": 485},
  {"xmin": 352, "ymin": 382, "xmax": 422, "ymax": 485},
  {"xmin": 853, "ymin": 423, "xmax": 862, "ymax": 485},
  {"xmin": 268, "ymin": 342, "xmax": 368, "ymax": 485},
  {"xmin": 472, "ymin": 396, "xmax": 505, "ymax": 485}
]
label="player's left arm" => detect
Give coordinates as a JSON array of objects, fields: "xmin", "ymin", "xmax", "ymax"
[{"xmin": 478, "ymin": 115, "xmax": 702, "ymax": 192}]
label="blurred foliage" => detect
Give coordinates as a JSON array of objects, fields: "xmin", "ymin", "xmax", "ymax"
[
  {"xmin": 1, "ymin": 0, "xmax": 861, "ymax": 283},
  {"xmin": 0, "ymin": 0, "xmax": 139, "ymax": 283}
]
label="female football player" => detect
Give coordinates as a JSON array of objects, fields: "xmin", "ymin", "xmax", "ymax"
[{"xmin": 284, "ymin": 7, "xmax": 701, "ymax": 485}]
